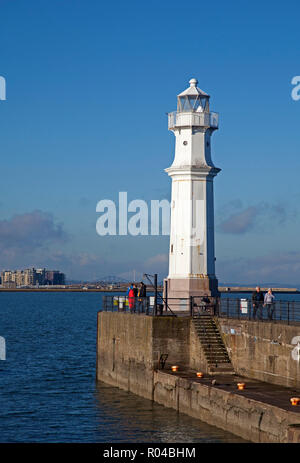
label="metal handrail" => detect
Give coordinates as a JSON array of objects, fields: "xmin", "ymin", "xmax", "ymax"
[
  {"xmin": 143, "ymin": 274, "xmax": 177, "ymax": 317},
  {"xmin": 219, "ymin": 297, "xmax": 300, "ymax": 324},
  {"xmin": 102, "ymin": 295, "xmax": 182, "ymax": 317}
]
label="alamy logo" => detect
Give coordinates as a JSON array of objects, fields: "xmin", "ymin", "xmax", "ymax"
[
  {"xmin": 96, "ymin": 192, "xmax": 205, "ymax": 246},
  {"xmin": 291, "ymin": 76, "xmax": 300, "ymax": 101},
  {"xmin": 0, "ymin": 337, "xmax": 6, "ymax": 360},
  {"xmin": 0, "ymin": 76, "xmax": 6, "ymax": 100},
  {"xmin": 291, "ymin": 336, "xmax": 300, "ymax": 361}
]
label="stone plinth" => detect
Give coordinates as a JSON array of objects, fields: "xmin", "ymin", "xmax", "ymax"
[{"xmin": 166, "ymin": 276, "xmax": 219, "ymax": 301}]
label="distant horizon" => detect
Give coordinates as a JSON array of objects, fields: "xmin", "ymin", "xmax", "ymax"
[{"xmin": 65, "ymin": 277, "xmax": 300, "ymax": 289}]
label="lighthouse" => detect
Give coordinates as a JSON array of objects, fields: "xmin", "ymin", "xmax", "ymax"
[{"xmin": 165, "ymin": 78, "xmax": 220, "ymax": 301}]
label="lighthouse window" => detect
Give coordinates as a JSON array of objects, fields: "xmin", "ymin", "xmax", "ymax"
[{"xmin": 183, "ymin": 141, "xmax": 188, "ymax": 146}]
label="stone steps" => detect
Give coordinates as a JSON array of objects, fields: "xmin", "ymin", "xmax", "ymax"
[
  {"xmin": 208, "ymin": 364, "xmax": 236, "ymax": 375},
  {"xmin": 192, "ymin": 315, "xmax": 234, "ymax": 374},
  {"xmin": 203, "ymin": 350, "xmax": 230, "ymax": 357}
]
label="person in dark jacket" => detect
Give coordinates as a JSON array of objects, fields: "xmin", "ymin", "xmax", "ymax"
[
  {"xmin": 252, "ymin": 286, "xmax": 264, "ymax": 320},
  {"xmin": 138, "ymin": 282, "xmax": 147, "ymax": 312},
  {"xmin": 138, "ymin": 282, "xmax": 146, "ymax": 298},
  {"xmin": 133, "ymin": 284, "xmax": 138, "ymax": 297}
]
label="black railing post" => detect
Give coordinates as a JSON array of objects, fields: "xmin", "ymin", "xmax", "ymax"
[
  {"xmin": 292, "ymin": 301, "xmax": 295, "ymax": 323},
  {"xmin": 189, "ymin": 296, "xmax": 193, "ymax": 317},
  {"xmin": 154, "ymin": 273, "xmax": 158, "ymax": 316},
  {"xmin": 280, "ymin": 300, "xmax": 282, "ymax": 321},
  {"xmin": 215, "ymin": 297, "xmax": 219, "ymax": 317},
  {"xmin": 164, "ymin": 279, "xmax": 168, "ymax": 313}
]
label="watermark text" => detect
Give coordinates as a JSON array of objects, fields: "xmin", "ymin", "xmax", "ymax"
[
  {"xmin": 0, "ymin": 76, "xmax": 6, "ymax": 100},
  {"xmin": 96, "ymin": 192, "xmax": 205, "ymax": 245},
  {"xmin": 0, "ymin": 336, "xmax": 6, "ymax": 360},
  {"xmin": 291, "ymin": 76, "xmax": 300, "ymax": 101}
]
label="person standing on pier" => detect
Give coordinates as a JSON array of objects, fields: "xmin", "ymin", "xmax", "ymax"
[
  {"xmin": 133, "ymin": 284, "xmax": 138, "ymax": 297},
  {"xmin": 138, "ymin": 282, "xmax": 147, "ymax": 312},
  {"xmin": 126, "ymin": 283, "xmax": 133, "ymax": 296},
  {"xmin": 264, "ymin": 288, "xmax": 275, "ymax": 320},
  {"xmin": 128, "ymin": 285, "xmax": 135, "ymax": 312},
  {"xmin": 252, "ymin": 286, "xmax": 264, "ymax": 320}
]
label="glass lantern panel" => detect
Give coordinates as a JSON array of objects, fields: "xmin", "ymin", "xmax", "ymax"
[
  {"xmin": 178, "ymin": 95, "xmax": 204, "ymax": 112},
  {"xmin": 188, "ymin": 96, "xmax": 200, "ymax": 111},
  {"xmin": 200, "ymin": 97, "xmax": 209, "ymax": 111},
  {"xmin": 178, "ymin": 96, "xmax": 188, "ymax": 111}
]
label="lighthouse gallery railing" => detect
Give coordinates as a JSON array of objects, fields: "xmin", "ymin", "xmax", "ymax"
[{"xmin": 168, "ymin": 111, "xmax": 219, "ymax": 130}]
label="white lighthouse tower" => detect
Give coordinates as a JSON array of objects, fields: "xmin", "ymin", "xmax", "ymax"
[{"xmin": 165, "ymin": 78, "xmax": 220, "ymax": 300}]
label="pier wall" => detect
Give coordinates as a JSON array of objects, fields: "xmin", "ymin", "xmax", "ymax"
[
  {"xmin": 96, "ymin": 312, "xmax": 191, "ymax": 400},
  {"xmin": 218, "ymin": 319, "xmax": 300, "ymax": 389},
  {"xmin": 96, "ymin": 312, "xmax": 300, "ymax": 442}
]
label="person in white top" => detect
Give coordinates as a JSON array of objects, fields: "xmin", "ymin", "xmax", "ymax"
[{"xmin": 264, "ymin": 288, "xmax": 275, "ymax": 320}]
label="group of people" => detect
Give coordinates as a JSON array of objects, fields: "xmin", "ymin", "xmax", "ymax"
[
  {"xmin": 252, "ymin": 287, "xmax": 275, "ymax": 320},
  {"xmin": 126, "ymin": 282, "xmax": 147, "ymax": 311}
]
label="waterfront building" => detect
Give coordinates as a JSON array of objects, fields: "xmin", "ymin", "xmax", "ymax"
[
  {"xmin": 24, "ymin": 268, "xmax": 37, "ymax": 285},
  {"xmin": 36, "ymin": 268, "xmax": 46, "ymax": 285},
  {"xmin": 45, "ymin": 270, "xmax": 65, "ymax": 285},
  {"xmin": 0, "ymin": 267, "xmax": 65, "ymax": 286}
]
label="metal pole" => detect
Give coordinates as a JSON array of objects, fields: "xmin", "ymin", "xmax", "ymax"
[
  {"xmin": 216, "ymin": 297, "xmax": 220, "ymax": 317},
  {"xmin": 189, "ymin": 296, "xmax": 193, "ymax": 317},
  {"xmin": 293, "ymin": 301, "xmax": 295, "ymax": 323},
  {"xmin": 154, "ymin": 273, "xmax": 158, "ymax": 316},
  {"xmin": 280, "ymin": 300, "xmax": 282, "ymax": 321},
  {"xmin": 164, "ymin": 279, "xmax": 168, "ymax": 313}
]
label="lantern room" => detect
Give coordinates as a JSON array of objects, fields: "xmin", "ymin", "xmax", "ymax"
[{"xmin": 177, "ymin": 78, "xmax": 210, "ymax": 113}]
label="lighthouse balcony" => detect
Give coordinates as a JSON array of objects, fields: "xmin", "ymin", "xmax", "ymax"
[{"xmin": 168, "ymin": 111, "xmax": 219, "ymax": 130}]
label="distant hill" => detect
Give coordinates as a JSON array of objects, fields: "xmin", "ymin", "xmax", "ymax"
[
  {"xmin": 66, "ymin": 275, "xmax": 165, "ymax": 286},
  {"xmin": 96, "ymin": 275, "xmax": 130, "ymax": 284}
]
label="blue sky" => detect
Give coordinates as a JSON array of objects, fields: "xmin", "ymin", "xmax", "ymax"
[{"xmin": 0, "ymin": 0, "xmax": 300, "ymax": 284}]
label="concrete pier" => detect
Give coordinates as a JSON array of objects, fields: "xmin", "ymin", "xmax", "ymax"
[
  {"xmin": 96, "ymin": 312, "xmax": 300, "ymax": 442},
  {"xmin": 153, "ymin": 369, "xmax": 300, "ymax": 443}
]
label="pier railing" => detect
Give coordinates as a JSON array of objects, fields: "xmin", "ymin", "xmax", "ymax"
[
  {"xmin": 102, "ymin": 295, "xmax": 300, "ymax": 324},
  {"xmin": 102, "ymin": 295, "xmax": 217, "ymax": 317},
  {"xmin": 102, "ymin": 295, "xmax": 178, "ymax": 316},
  {"xmin": 218, "ymin": 298, "xmax": 300, "ymax": 324}
]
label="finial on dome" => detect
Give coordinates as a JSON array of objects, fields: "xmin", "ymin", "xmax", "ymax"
[{"xmin": 189, "ymin": 78, "xmax": 198, "ymax": 87}]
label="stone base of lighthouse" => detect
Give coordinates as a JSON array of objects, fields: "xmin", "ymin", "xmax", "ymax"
[{"xmin": 165, "ymin": 276, "xmax": 219, "ymax": 302}]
